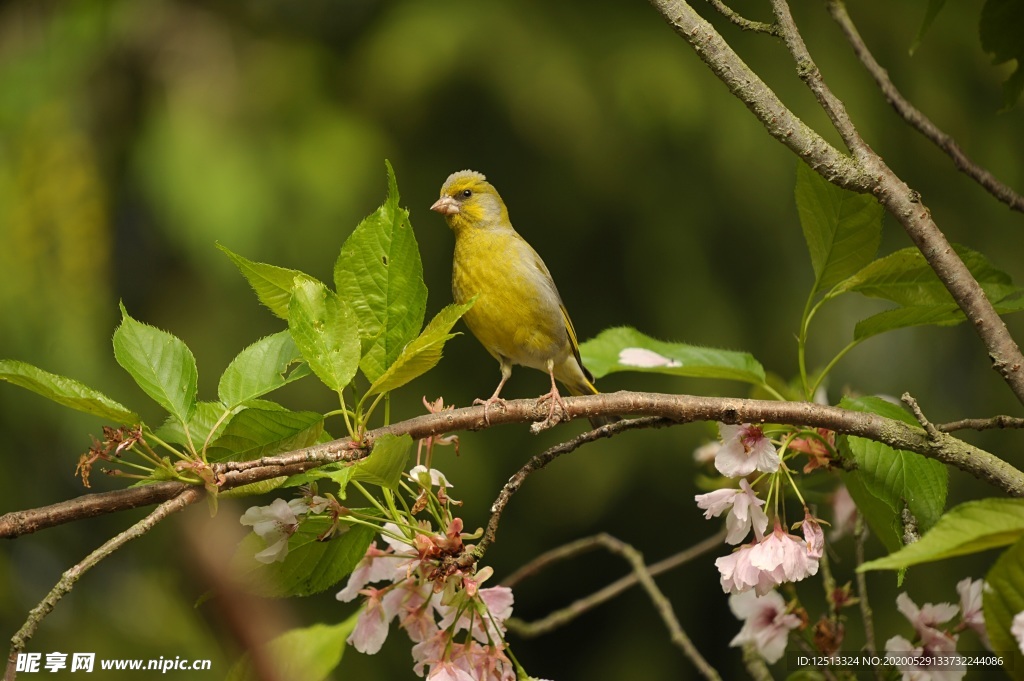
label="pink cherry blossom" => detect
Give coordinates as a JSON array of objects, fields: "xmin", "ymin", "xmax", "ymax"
[
  {"xmin": 800, "ymin": 513, "xmax": 824, "ymax": 559},
  {"xmin": 239, "ymin": 497, "xmax": 300, "ymax": 564},
  {"xmin": 348, "ymin": 587, "xmax": 401, "ymax": 654},
  {"xmin": 728, "ymin": 589, "xmax": 801, "ymax": 663},
  {"xmin": 955, "ymin": 578, "xmax": 988, "ymax": 647},
  {"xmin": 715, "ymin": 423, "xmax": 780, "ymax": 477},
  {"xmin": 695, "ymin": 479, "xmax": 769, "ymax": 544},
  {"xmin": 885, "ymin": 634, "xmax": 964, "ymax": 681}
]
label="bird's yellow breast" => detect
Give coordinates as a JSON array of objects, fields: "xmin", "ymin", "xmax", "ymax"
[{"xmin": 452, "ymin": 228, "xmax": 570, "ymax": 372}]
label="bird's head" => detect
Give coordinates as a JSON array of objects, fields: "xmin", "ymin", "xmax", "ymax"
[{"xmin": 430, "ymin": 170, "xmax": 510, "ymax": 233}]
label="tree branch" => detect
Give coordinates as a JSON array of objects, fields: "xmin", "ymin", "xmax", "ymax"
[
  {"xmin": 4, "ymin": 391, "xmax": 1023, "ymax": 540},
  {"xmin": 648, "ymin": 0, "xmax": 1024, "ymax": 406},
  {"xmin": 937, "ymin": 415, "xmax": 1024, "ymax": 432},
  {"xmin": 826, "ymin": 0, "xmax": 1024, "ymax": 214},
  {"xmin": 4, "ymin": 487, "xmax": 202, "ymax": 681}
]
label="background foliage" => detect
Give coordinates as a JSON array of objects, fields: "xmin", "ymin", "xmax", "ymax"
[{"xmin": 1, "ymin": 0, "xmax": 1022, "ymax": 678}]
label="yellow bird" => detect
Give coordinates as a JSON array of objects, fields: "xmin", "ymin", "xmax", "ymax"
[{"xmin": 430, "ymin": 169, "xmax": 613, "ymax": 428}]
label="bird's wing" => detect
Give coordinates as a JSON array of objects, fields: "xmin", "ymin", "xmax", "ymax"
[
  {"xmin": 524, "ymin": 237, "xmax": 596, "ymax": 383},
  {"xmin": 560, "ymin": 303, "xmax": 595, "ymax": 384}
]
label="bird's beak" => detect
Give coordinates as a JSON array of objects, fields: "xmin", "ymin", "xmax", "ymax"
[{"xmin": 430, "ymin": 195, "xmax": 459, "ymax": 216}]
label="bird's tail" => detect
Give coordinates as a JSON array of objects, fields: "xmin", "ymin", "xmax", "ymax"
[{"xmin": 565, "ymin": 372, "xmax": 621, "ymax": 429}]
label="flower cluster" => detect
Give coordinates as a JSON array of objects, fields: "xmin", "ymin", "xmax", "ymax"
[
  {"xmin": 694, "ymin": 422, "xmax": 837, "ymax": 665},
  {"xmin": 884, "ymin": 578, "xmax": 988, "ymax": 681},
  {"xmin": 694, "ymin": 423, "xmax": 823, "ymax": 597},
  {"xmin": 337, "ymin": 467, "xmax": 517, "ymax": 681}
]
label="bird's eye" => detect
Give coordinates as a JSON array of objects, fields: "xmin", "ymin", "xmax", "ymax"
[{"xmin": 461, "ymin": 189, "xmax": 472, "ymax": 198}]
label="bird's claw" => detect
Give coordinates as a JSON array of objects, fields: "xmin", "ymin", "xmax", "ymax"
[
  {"xmin": 473, "ymin": 396, "xmax": 507, "ymax": 425},
  {"xmin": 533, "ymin": 388, "xmax": 569, "ymax": 431}
]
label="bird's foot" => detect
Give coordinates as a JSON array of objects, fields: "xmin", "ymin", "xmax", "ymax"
[
  {"xmin": 533, "ymin": 386, "xmax": 569, "ymax": 432},
  {"xmin": 473, "ymin": 395, "xmax": 507, "ymax": 425}
]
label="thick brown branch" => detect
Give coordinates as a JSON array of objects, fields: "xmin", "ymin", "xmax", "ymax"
[
  {"xmin": 826, "ymin": 0, "xmax": 1024, "ymax": 214},
  {"xmin": 5, "ymin": 392, "xmax": 1023, "ymax": 540},
  {"xmin": 0, "ymin": 483, "xmax": 187, "ymax": 539}
]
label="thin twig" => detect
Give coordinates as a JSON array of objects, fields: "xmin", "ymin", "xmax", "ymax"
[
  {"xmin": 511, "ymin": 534, "xmax": 721, "ymax": 681},
  {"xmin": 474, "ymin": 417, "xmax": 672, "ymax": 558},
  {"xmin": 706, "ymin": 0, "xmax": 778, "ymax": 35},
  {"xmin": 902, "ymin": 393, "xmax": 941, "ymax": 440},
  {"xmin": 854, "ymin": 513, "xmax": 881, "ymax": 681},
  {"xmin": 503, "ymin": 528, "xmax": 725, "ymax": 593},
  {"xmin": 937, "ymin": 415, "xmax": 1024, "ymax": 432},
  {"xmin": 826, "ymin": 0, "xmax": 1024, "ymax": 214},
  {"xmin": 4, "ymin": 488, "xmax": 202, "ymax": 681},
  {"xmin": 768, "ymin": 0, "xmax": 870, "ymax": 160}
]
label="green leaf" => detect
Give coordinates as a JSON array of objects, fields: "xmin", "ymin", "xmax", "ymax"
[
  {"xmin": 579, "ymin": 326, "xmax": 766, "ymax": 384},
  {"xmin": 830, "ymin": 246, "xmax": 1021, "ymax": 306},
  {"xmin": 218, "ymin": 243, "xmax": 306, "ymax": 320},
  {"xmin": 352, "ymin": 433, "xmax": 412, "ymax": 489},
  {"xmin": 112, "ymin": 303, "xmax": 198, "ymax": 424},
  {"xmin": 859, "ymin": 498, "xmax": 1024, "ymax": 571},
  {"xmin": 984, "ymin": 537, "xmax": 1024, "ymax": 679},
  {"xmin": 838, "ymin": 396, "xmax": 947, "ymax": 556},
  {"xmin": 207, "ymin": 408, "xmax": 324, "ymax": 462},
  {"xmin": 234, "ymin": 515, "xmax": 375, "ymax": 597},
  {"xmin": 853, "ymin": 305, "xmax": 965, "ymax": 341},
  {"xmin": 980, "ymin": 0, "xmax": 1024, "ymax": 109},
  {"xmin": 833, "ymin": 246, "xmax": 1024, "ymax": 340},
  {"xmin": 288, "ymin": 277, "xmax": 361, "ymax": 393},
  {"xmin": 219, "ymin": 331, "xmax": 310, "ymax": 408},
  {"xmin": 366, "ymin": 300, "xmax": 473, "ymax": 395},
  {"xmin": 0, "ymin": 360, "xmax": 138, "ymax": 423},
  {"xmin": 911, "ymin": 0, "xmax": 948, "ymax": 54},
  {"xmin": 225, "ymin": 617, "xmax": 355, "ymax": 681},
  {"xmin": 334, "ymin": 160, "xmax": 428, "ymax": 383},
  {"xmin": 153, "ymin": 401, "xmax": 231, "ymax": 449},
  {"xmin": 795, "ymin": 161, "xmax": 882, "ymax": 295}
]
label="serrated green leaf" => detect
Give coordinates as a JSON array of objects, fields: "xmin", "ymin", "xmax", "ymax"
[
  {"xmin": 219, "ymin": 331, "xmax": 310, "ymax": 408},
  {"xmin": 225, "ymin": 616, "xmax": 356, "ymax": 681},
  {"xmin": 218, "ymin": 243, "xmax": 306, "ymax": 320},
  {"xmin": 853, "ymin": 304, "xmax": 965, "ymax": 341},
  {"xmin": 288, "ymin": 278, "xmax": 361, "ymax": 393},
  {"xmin": 579, "ymin": 326, "xmax": 766, "ymax": 384},
  {"xmin": 334, "ymin": 161, "xmax": 428, "ymax": 383},
  {"xmin": 233, "ymin": 515, "xmax": 375, "ymax": 597},
  {"xmin": 366, "ymin": 300, "xmax": 473, "ymax": 395},
  {"xmin": 352, "ymin": 433, "xmax": 412, "ymax": 489},
  {"xmin": 860, "ymin": 498, "xmax": 1024, "ymax": 571},
  {"xmin": 112, "ymin": 303, "xmax": 198, "ymax": 424},
  {"xmin": 207, "ymin": 408, "xmax": 324, "ymax": 462},
  {"xmin": 0, "ymin": 360, "xmax": 138, "ymax": 423},
  {"xmin": 795, "ymin": 162, "xmax": 882, "ymax": 295},
  {"xmin": 830, "ymin": 246, "xmax": 1021, "ymax": 306},
  {"xmin": 984, "ymin": 537, "xmax": 1024, "ymax": 680},
  {"xmin": 980, "ymin": 0, "xmax": 1024, "ymax": 109},
  {"xmin": 834, "ymin": 246, "xmax": 1024, "ymax": 340},
  {"xmin": 911, "ymin": 0, "xmax": 948, "ymax": 54},
  {"xmin": 153, "ymin": 401, "xmax": 231, "ymax": 449},
  {"xmin": 838, "ymin": 396, "xmax": 947, "ymax": 556}
]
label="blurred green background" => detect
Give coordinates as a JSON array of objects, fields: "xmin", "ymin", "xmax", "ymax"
[{"xmin": 1, "ymin": 0, "xmax": 1022, "ymax": 678}]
